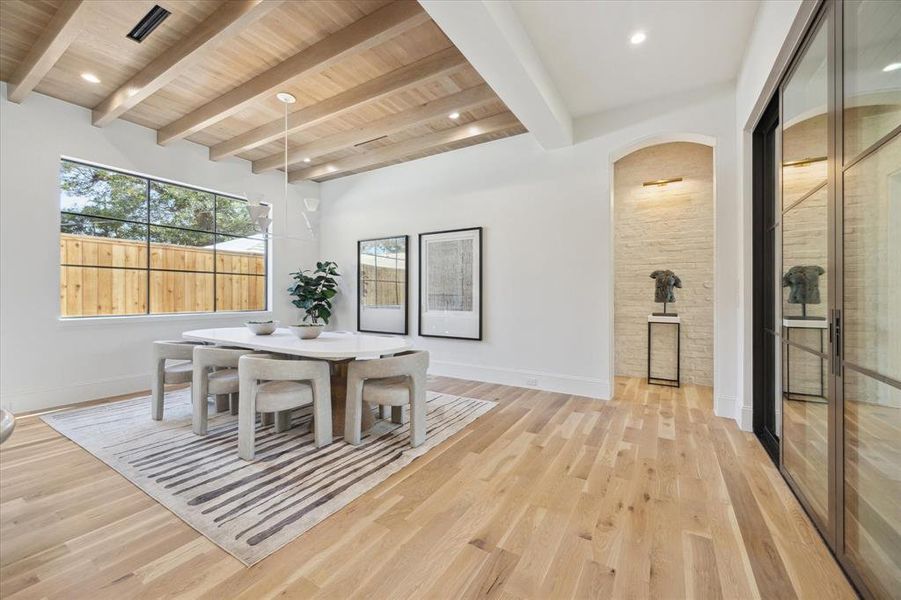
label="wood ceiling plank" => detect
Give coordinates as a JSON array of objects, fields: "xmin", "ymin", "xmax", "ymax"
[
  {"xmin": 91, "ymin": 0, "xmax": 279, "ymax": 127},
  {"xmin": 253, "ymin": 82, "xmax": 496, "ymax": 173},
  {"xmin": 157, "ymin": 0, "xmax": 430, "ymax": 146},
  {"xmin": 209, "ymin": 46, "xmax": 466, "ymax": 161},
  {"xmin": 6, "ymin": 0, "xmax": 88, "ymax": 103},
  {"xmin": 289, "ymin": 110, "xmax": 520, "ymax": 181}
]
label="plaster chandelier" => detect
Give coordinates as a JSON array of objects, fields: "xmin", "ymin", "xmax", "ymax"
[{"xmin": 245, "ymin": 91, "xmax": 318, "ymax": 240}]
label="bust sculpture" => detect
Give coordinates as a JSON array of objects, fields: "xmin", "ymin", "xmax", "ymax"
[
  {"xmin": 782, "ymin": 265, "xmax": 825, "ymax": 319},
  {"xmin": 650, "ymin": 269, "xmax": 681, "ymax": 316}
]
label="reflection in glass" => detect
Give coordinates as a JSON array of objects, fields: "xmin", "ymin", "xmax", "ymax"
[
  {"xmin": 782, "ymin": 345, "xmax": 829, "ymax": 523},
  {"xmin": 843, "ymin": 369, "xmax": 901, "ymax": 598},
  {"xmin": 358, "ymin": 236, "xmax": 407, "ymax": 334},
  {"xmin": 842, "ymin": 134, "xmax": 901, "ymax": 381},
  {"xmin": 149, "ymin": 182, "xmax": 214, "ymax": 232},
  {"xmin": 843, "ymin": 0, "xmax": 901, "ymax": 162},
  {"xmin": 61, "ymin": 266, "xmax": 147, "ymax": 317},
  {"xmin": 150, "ymin": 271, "xmax": 214, "ymax": 314},
  {"xmin": 782, "ymin": 24, "xmax": 828, "ymax": 211},
  {"xmin": 149, "ymin": 226, "xmax": 215, "ymax": 272},
  {"xmin": 781, "ymin": 188, "xmax": 828, "ymax": 323}
]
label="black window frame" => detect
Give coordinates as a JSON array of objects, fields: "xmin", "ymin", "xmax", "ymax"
[{"xmin": 59, "ymin": 158, "xmax": 268, "ymax": 318}]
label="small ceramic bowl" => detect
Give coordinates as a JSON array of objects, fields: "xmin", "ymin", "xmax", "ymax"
[
  {"xmin": 246, "ymin": 320, "xmax": 278, "ymax": 335},
  {"xmin": 289, "ymin": 324, "xmax": 325, "ymax": 340}
]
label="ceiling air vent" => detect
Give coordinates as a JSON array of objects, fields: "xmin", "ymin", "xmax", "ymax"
[{"xmin": 126, "ymin": 5, "xmax": 171, "ymax": 43}]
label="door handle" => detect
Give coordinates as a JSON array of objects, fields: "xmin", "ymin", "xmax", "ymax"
[{"xmin": 832, "ymin": 309, "xmax": 842, "ymax": 375}]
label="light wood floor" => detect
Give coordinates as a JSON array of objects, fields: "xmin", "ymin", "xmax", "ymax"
[{"xmin": 0, "ymin": 377, "xmax": 857, "ymax": 599}]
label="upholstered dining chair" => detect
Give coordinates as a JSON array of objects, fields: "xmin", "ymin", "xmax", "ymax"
[
  {"xmin": 237, "ymin": 355, "xmax": 332, "ymax": 461},
  {"xmin": 344, "ymin": 350, "xmax": 429, "ymax": 448},
  {"xmin": 151, "ymin": 340, "xmax": 206, "ymax": 421},
  {"xmin": 191, "ymin": 346, "xmax": 260, "ymax": 436}
]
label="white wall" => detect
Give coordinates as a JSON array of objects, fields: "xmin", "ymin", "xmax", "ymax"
[
  {"xmin": 319, "ymin": 82, "xmax": 740, "ymax": 413},
  {"xmin": 0, "ymin": 83, "xmax": 319, "ymax": 413}
]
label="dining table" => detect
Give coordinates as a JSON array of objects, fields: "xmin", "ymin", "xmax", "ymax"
[{"xmin": 182, "ymin": 328, "xmax": 412, "ymax": 436}]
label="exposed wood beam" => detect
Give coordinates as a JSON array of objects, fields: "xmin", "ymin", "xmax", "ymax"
[
  {"xmin": 209, "ymin": 47, "xmax": 466, "ymax": 161},
  {"xmin": 92, "ymin": 0, "xmax": 277, "ymax": 127},
  {"xmin": 289, "ymin": 111, "xmax": 520, "ymax": 181},
  {"xmin": 158, "ymin": 0, "xmax": 429, "ymax": 145},
  {"xmin": 253, "ymin": 83, "xmax": 496, "ymax": 173},
  {"xmin": 7, "ymin": 0, "xmax": 88, "ymax": 104},
  {"xmin": 420, "ymin": 0, "xmax": 572, "ymax": 148}
]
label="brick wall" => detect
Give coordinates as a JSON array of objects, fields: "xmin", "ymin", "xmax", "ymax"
[{"xmin": 614, "ymin": 142, "xmax": 714, "ymax": 386}]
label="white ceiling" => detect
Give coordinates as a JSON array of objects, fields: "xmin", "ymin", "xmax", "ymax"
[{"xmin": 511, "ymin": 0, "xmax": 761, "ymax": 118}]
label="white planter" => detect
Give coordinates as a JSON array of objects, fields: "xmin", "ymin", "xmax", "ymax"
[{"xmin": 289, "ymin": 324, "xmax": 325, "ymax": 339}]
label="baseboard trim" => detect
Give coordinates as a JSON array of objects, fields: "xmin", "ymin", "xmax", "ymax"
[
  {"xmin": 714, "ymin": 394, "xmax": 737, "ymax": 421},
  {"xmin": 1, "ymin": 372, "xmax": 150, "ymax": 414},
  {"xmin": 430, "ymin": 360, "xmax": 610, "ymax": 400},
  {"xmin": 739, "ymin": 404, "xmax": 754, "ymax": 432}
]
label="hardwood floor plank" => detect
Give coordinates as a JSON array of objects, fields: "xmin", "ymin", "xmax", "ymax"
[{"xmin": 0, "ymin": 377, "xmax": 856, "ymax": 599}]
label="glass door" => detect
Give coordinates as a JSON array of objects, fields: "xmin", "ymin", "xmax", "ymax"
[
  {"xmin": 780, "ymin": 9, "xmax": 833, "ymax": 531},
  {"xmin": 837, "ymin": 0, "xmax": 901, "ymax": 596}
]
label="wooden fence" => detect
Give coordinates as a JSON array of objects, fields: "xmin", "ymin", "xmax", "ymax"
[{"xmin": 60, "ymin": 234, "xmax": 265, "ymax": 317}]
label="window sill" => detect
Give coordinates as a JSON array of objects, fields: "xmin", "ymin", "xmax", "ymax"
[{"xmin": 57, "ymin": 310, "xmax": 274, "ymax": 328}]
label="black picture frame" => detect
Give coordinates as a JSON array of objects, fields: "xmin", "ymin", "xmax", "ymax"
[
  {"xmin": 357, "ymin": 235, "xmax": 409, "ymax": 335},
  {"xmin": 418, "ymin": 227, "xmax": 483, "ymax": 341}
]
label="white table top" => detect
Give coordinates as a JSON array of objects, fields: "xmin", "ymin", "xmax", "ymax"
[
  {"xmin": 182, "ymin": 328, "xmax": 412, "ymax": 360},
  {"xmin": 648, "ymin": 314, "xmax": 680, "ymax": 324}
]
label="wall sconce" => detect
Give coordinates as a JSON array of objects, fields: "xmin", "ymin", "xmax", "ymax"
[
  {"xmin": 642, "ymin": 177, "xmax": 682, "ymax": 187},
  {"xmin": 782, "ymin": 156, "xmax": 826, "ymax": 167}
]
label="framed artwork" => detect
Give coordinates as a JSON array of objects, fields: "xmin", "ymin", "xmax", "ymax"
[
  {"xmin": 357, "ymin": 235, "xmax": 408, "ymax": 335},
  {"xmin": 418, "ymin": 227, "xmax": 482, "ymax": 340}
]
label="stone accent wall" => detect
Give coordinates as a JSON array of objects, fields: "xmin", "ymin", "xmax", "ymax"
[{"xmin": 614, "ymin": 142, "xmax": 714, "ymax": 386}]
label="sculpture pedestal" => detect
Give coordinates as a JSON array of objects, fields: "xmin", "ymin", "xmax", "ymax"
[{"xmin": 647, "ymin": 315, "xmax": 680, "ymax": 387}]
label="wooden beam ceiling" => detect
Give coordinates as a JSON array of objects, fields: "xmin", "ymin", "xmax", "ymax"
[
  {"xmin": 91, "ymin": 0, "xmax": 278, "ymax": 127},
  {"xmin": 253, "ymin": 83, "xmax": 496, "ymax": 173},
  {"xmin": 209, "ymin": 46, "xmax": 467, "ymax": 161},
  {"xmin": 6, "ymin": 0, "xmax": 88, "ymax": 104},
  {"xmin": 156, "ymin": 0, "xmax": 430, "ymax": 145},
  {"xmin": 289, "ymin": 111, "xmax": 520, "ymax": 182},
  {"xmin": 0, "ymin": 1, "xmax": 526, "ymax": 181}
]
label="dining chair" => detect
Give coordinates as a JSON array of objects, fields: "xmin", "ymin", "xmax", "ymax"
[
  {"xmin": 237, "ymin": 354, "xmax": 332, "ymax": 461},
  {"xmin": 191, "ymin": 346, "xmax": 260, "ymax": 436},
  {"xmin": 344, "ymin": 350, "xmax": 429, "ymax": 448},
  {"xmin": 151, "ymin": 340, "xmax": 206, "ymax": 421}
]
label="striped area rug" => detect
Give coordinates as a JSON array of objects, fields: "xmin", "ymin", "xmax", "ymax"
[{"xmin": 42, "ymin": 389, "xmax": 495, "ymax": 566}]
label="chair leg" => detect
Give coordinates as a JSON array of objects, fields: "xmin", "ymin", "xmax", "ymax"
[
  {"xmin": 152, "ymin": 359, "xmax": 165, "ymax": 421},
  {"xmin": 230, "ymin": 393, "xmax": 238, "ymax": 415},
  {"xmin": 238, "ymin": 379, "xmax": 256, "ymax": 461},
  {"xmin": 215, "ymin": 394, "xmax": 229, "ymax": 413},
  {"xmin": 192, "ymin": 366, "xmax": 209, "ymax": 436},
  {"xmin": 261, "ymin": 412, "xmax": 274, "ymax": 426},
  {"xmin": 344, "ymin": 377, "xmax": 364, "ymax": 445},
  {"xmin": 391, "ymin": 405, "xmax": 407, "ymax": 425},
  {"xmin": 410, "ymin": 399, "xmax": 426, "ymax": 448},
  {"xmin": 275, "ymin": 410, "xmax": 292, "ymax": 432}
]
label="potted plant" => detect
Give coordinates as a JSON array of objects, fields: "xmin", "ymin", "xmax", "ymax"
[{"xmin": 287, "ymin": 261, "xmax": 340, "ymax": 339}]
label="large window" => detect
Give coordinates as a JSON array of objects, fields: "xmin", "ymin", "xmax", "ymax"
[{"xmin": 59, "ymin": 160, "xmax": 267, "ymax": 317}]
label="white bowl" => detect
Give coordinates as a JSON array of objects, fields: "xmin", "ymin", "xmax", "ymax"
[
  {"xmin": 246, "ymin": 320, "xmax": 278, "ymax": 335},
  {"xmin": 289, "ymin": 324, "xmax": 324, "ymax": 339}
]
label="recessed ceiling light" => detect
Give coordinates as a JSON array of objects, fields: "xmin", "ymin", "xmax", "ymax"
[
  {"xmin": 448, "ymin": 111, "xmax": 460, "ymax": 119},
  {"xmin": 326, "ymin": 165, "xmax": 337, "ymax": 173},
  {"xmin": 81, "ymin": 72, "xmax": 101, "ymax": 84},
  {"xmin": 630, "ymin": 31, "xmax": 646, "ymax": 45},
  {"xmin": 276, "ymin": 92, "xmax": 296, "ymax": 104},
  {"xmin": 883, "ymin": 62, "xmax": 901, "ymax": 72},
  {"xmin": 303, "ymin": 157, "xmax": 311, "ymax": 163}
]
